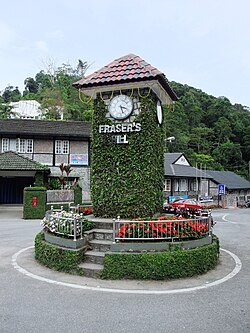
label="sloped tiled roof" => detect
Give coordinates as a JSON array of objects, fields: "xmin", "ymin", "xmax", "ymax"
[
  {"xmin": 165, "ymin": 153, "xmax": 186, "ymax": 165},
  {"xmin": 73, "ymin": 54, "xmax": 178, "ymax": 101},
  {"xmin": 0, "ymin": 119, "xmax": 91, "ymax": 138},
  {"xmin": 207, "ymin": 170, "xmax": 250, "ymax": 190},
  {"xmin": 164, "ymin": 153, "xmax": 212, "ymax": 178},
  {"xmin": 0, "ymin": 151, "xmax": 50, "ymax": 171}
]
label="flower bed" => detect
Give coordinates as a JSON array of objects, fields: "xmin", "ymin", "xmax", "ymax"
[
  {"xmin": 116, "ymin": 215, "xmax": 210, "ymax": 241},
  {"xmin": 41, "ymin": 209, "xmax": 94, "ymax": 239}
]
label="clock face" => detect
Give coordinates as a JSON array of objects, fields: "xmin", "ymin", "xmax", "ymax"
[
  {"xmin": 157, "ymin": 100, "xmax": 163, "ymax": 125},
  {"xmin": 108, "ymin": 95, "xmax": 133, "ymax": 120}
]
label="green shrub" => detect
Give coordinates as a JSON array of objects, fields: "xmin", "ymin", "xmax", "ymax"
[
  {"xmin": 48, "ymin": 178, "xmax": 61, "ymax": 190},
  {"xmin": 101, "ymin": 236, "xmax": 219, "ymax": 280},
  {"xmin": 73, "ymin": 185, "xmax": 82, "ymax": 205},
  {"xmin": 23, "ymin": 187, "xmax": 46, "ymax": 219},
  {"xmin": 34, "ymin": 232, "xmax": 84, "ymax": 274}
]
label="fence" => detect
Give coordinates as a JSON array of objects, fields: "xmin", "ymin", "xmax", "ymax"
[
  {"xmin": 43, "ymin": 209, "xmax": 84, "ymax": 241},
  {"xmin": 113, "ymin": 216, "xmax": 212, "ymax": 242}
]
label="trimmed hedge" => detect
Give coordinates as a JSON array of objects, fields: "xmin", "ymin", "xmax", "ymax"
[
  {"xmin": 35, "ymin": 232, "xmax": 84, "ymax": 274},
  {"xmin": 73, "ymin": 185, "xmax": 82, "ymax": 205},
  {"xmin": 101, "ymin": 236, "xmax": 220, "ymax": 280},
  {"xmin": 35, "ymin": 232, "xmax": 219, "ymax": 281},
  {"xmin": 23, "ymin": 187, "xmax": 46, "ymax": 219}
]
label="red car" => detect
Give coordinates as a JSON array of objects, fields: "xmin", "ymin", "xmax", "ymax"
[{"xmin": 171, "ymin": 198, "xmax": 202, "ymax": 210}]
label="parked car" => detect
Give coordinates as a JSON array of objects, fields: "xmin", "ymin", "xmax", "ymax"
[
  {"xmin": 171, "ymin": 198, "xmax": 202, "ymax": 210},
  {"xmin": 163, "ymin": 198, "xmax": 201, "ymax": 214}
]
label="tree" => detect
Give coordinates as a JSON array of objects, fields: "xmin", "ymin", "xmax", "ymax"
[
  {"xmin": 24, "ymin": 77, "xmax": 39, "ymax": 94},
  {"xmin": 1, "ymin": 85, "xmax": 21, "ymax": 102},
  {"xmin": 212, "ymin": 141, "xmax": 243, "ymax": 171},
  {"xmin": 0, "ymin": 100, "xmax": 13, "ymax": 119},
  {"xmin": 213, "ymin": 117, "xmax": 232, "ymax": 144}
]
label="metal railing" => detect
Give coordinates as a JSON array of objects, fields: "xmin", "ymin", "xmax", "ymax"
[
  {"xmin": 43, "ymin": 209, "xmax": 84, "ymax": 241},
  {"xmin": 113, "ymin": 216, "xmax": 212, "ymax": 242}
]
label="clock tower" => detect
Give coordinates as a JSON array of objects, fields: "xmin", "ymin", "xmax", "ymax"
[{"xmin": 73, "ymin": 54, "xmax": 177, "ymax": 218}]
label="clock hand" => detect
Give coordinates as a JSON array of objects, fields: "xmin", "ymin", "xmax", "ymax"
[{"xmin": 120, "ymin": 105, "xmax": 127, "ymax": 113}]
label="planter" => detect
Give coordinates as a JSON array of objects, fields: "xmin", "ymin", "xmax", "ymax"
[
  {"xmin": 44, "ymin": 231, "xmax": 87, "ymax": 249},
  {"xmin": 110, "ymin": 235, "xmax": 212, "ymax": 252},
  {"xmin": 46, "ymin": 189, "xmax": 74, "ymax": 204}
]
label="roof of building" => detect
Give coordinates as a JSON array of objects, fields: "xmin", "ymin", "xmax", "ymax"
[
  {"xmin": 165, "ymin": 153, "xmax": 186, "ymax": 165},
  {"xmin": 73, "ymin": 54, "xmax": 178, "ymax": 101},
  {"xmin": 207, "ymin": 170, "xmax": 250, "ymax": 190},
  {"xmin": 164, "ymin": 153, "xmax": 211, "ymax": 178},
  {"xmin": 0, "ymin": 119, "xmax": 91, "ymax": 138},
  {"xmin": 0, "ymin": 151, "xmax": 50, "ymax": 171}
]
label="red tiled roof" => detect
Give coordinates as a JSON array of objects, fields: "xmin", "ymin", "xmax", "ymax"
[{"xmin": 73, "ymin": 54, "xmax": 177, "ymax": 100}]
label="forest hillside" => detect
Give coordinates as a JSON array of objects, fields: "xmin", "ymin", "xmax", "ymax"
[{"xmin": 0, "ymin": 63, "xmax": 249, "ymax": 178}]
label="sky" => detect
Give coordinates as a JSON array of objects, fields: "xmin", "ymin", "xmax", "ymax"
[{"xmin": 0, "ymin": 0, "xmax": 250, "ymax": 107}]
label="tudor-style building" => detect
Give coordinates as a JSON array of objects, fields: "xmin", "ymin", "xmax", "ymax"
[
  {"xmin": 0, "ymin": 119, "xmax": 91, "ymax": 204},
  {"xmin": 207, "ymin": 170, "xmax": 250, "ymax": 207},
  {"xmin": 164, "ymin": 153, "xmax": 212, "ymax": 200},
  {"xmin": 164, "ymin": 152, "xmax": 250, "ymax": 207}
]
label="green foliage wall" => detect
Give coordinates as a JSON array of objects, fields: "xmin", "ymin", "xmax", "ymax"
[
  {"xmin": 23, "ymin": 187, "xmax": 46, "ymax": 219},
  {"xmin": 91, "ymin": 92, "xmax": 165, "ymax": 218}
]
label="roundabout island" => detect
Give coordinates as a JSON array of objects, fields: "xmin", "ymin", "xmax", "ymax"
[{"xmin": 34, "ymin": 207, "xmax": 220, "ymax": 281}]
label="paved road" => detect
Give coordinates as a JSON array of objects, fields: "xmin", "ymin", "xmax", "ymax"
[{"xmin": 0, "ymin": 206, "xmax": 249, "ymax": 333}]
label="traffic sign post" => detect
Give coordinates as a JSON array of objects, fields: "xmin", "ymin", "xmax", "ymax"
[{"xmin": 218, "ymin": 184, "xmax": 225, "ymax": 195}]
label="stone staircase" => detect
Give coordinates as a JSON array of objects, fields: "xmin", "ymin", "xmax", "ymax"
[{"xmin": 79, "ymin": 217, "xmax": 113, "ymax": 278}]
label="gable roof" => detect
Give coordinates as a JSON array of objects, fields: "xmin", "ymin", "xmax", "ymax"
[
  {"xmin": 0, "ymin": 119, "xmax": 91, "ymax": 138},
  {"xmin": 207, "ymin": 170, "xmax": 250, "ymax": 190},
  {"xmin": 73, "ymin": 54, "xmax": 178, "ymax": 101},
  {"xmin": 165, "ymin": 153, "xmax": 189, "ymax": 166},
  {"xmin": 164, "ymin": 153, "xmax": 211, "ymax": 178},
  {"xmin": 0, "ymin": 151, "xmax": 50, "ymax": 171}
]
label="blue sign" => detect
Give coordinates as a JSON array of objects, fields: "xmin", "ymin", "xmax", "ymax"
[{"xmin": 218, "ymin": 184, "xmax": 225, "ymax": 195}]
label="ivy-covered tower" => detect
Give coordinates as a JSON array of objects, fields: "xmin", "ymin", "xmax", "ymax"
[{"xmin": 73, "ymin": 54, "xmax": 177, "ymax": 218}]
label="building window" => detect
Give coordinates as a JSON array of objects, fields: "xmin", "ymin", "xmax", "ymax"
[
  {"xmin": 27, "ymin": 139, "xmax": 33, "ymax": 153},
  {"xmin": 174, "ymin": 179, "xmax": 179, "ymax": 192},
  {"xmin": 16, "ymin": 138, "xmax": 33, "ymax": 153},
  {"xmin": 164, "ymin": 179, "xmax": 171, "ymax": 191},
  {"xmin": 55, "ymin": 140, "xmax": 69, "ymax": 154},
  {"xmin": 19, "ymin": 139, "xmax": 25, "ymax": 153},
  {"xmin": 179, "ymin": 179, "xmax": 187, "ymax": 192},
  {"xmin": 2, "ymin": 138, "xmax": 9, "ymax": 152},
  {"xmin": 189, "ymin": 180, "xmax": 198, "ymax": 191}
]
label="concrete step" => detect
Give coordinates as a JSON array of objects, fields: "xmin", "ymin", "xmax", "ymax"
[
  {"xmin": 85, "ymin": 228, "xmax": 113, "ymax": 241},
  {"xmin": 89, "ymin": 219, "xmax": 113, "ymax": 230},
  {"xmin": 89, "ymin": 239, "xmax": 112, "ymax": 252},
  {"xmin": 84, "ymin": 250, "xmax": 105, "ymax": 265},
  {"xmin": 79, "ymin": 262, "xmax": 103, "ymax": 278}
]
